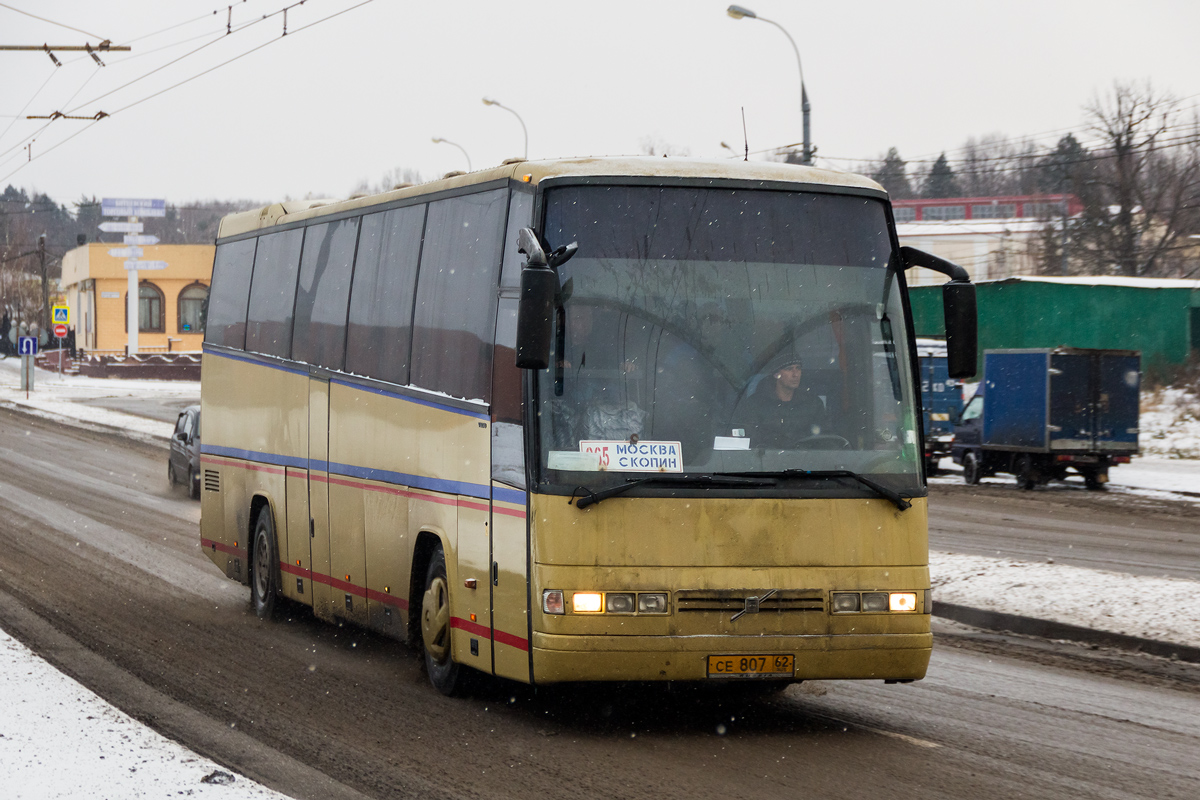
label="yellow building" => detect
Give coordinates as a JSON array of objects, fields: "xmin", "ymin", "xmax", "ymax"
[{"xmin": 60, "ymin": 243, "xmax": 214, "ymax": 353}]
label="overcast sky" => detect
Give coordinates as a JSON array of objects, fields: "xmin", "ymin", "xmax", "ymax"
[{"xmin": 3, "ymin": 0, "xmax": 1199, "ymax": 206}]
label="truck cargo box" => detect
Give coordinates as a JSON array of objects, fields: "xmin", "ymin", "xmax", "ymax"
[{"xmin": 981, "ymin": 348, "xmax": 1139, "ymax": 454}]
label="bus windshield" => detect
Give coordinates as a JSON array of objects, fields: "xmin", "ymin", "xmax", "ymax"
[{"xmin": 535, "ymin": 184, "xmax": 922, "ymax": 497}]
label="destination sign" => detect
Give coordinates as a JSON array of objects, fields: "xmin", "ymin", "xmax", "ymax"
[
  {"xmin": 101, "ymin": 198, "xmax": 166, "ymax": 218},
  {"xmin": 98, "ymin": 221, "xmax": 144, "ymax": 233},
  {"xmin": 578, "ymin": 440, "xmax": 683, "ymax": 473}
]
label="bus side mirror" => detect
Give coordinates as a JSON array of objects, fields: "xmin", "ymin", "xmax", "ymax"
[
  {"xmin": 943, "ymin": 281, "xmax": 977, "ymax": 379},
  {"xmin": 515, "ymin": 228, "xmax": 555, "ymax": 369}
]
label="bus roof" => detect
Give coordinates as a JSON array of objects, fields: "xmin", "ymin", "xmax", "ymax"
[{"xmin": 217, "ymin": 157, "xmax": 885, "ymax": 239}]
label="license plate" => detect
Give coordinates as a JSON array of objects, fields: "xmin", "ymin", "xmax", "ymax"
[{"xmin": 707, "ymin": 654, "xmax": 795, "ymax": 679}]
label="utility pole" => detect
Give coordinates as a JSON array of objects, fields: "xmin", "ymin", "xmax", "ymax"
[{"xmin": 38, "ymin": 233, "xmax": 48, "ymax": 332}]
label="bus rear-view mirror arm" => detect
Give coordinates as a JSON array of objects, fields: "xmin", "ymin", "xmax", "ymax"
[
  {"xmin": 899, "ymin": 246, "xmax": 978, "ymax": 380},
  {"xmin": 515, "ymin": 228, "xmax": 577, "ymax": 369}
]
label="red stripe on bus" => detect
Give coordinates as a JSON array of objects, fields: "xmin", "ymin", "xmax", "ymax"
[
  {"xmin": 200, "ymin": 456, "xmax": 285, "ymax": 476},
  {"xmin": 200, "ymin": 537, "xmax": 246, "ymax": 558},
  {"xmin": 280, "ymin": 561, "xmax": 312, "ymax": 579},
  {"xmin": 450, "ymin": 617, "xmax": 530, "ymax": 651},
  {"xmin": 365, "ymin": 587, "xmax": 409, "ymax": 609}
]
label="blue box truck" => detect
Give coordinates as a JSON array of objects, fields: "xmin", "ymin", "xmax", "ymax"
[
  {"xmin": 950, "ymin": 348, "xmax": 1139, "ymax": 490},
  {"xmin": 917, "ymin": 341, "xmax": 964, "ymax": 476}
]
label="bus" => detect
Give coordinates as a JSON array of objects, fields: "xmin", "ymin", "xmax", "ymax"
[{"xmin": 199, "ymin": 157, "xmax": 976, "ymax": 695}]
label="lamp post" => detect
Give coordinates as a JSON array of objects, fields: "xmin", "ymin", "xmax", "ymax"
[
  {"xmin": 431, "ymin": 137, "xmax": 472, "ymax": 172},
  {"xmin": 482, "ymin": 97, "xmax": 528, "ymax": 160},
  {"xmin": 726, "ymin": 5, "xmax": 812, "ymax": 165}
]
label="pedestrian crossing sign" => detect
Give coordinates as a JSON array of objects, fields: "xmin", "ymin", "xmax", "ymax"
[{"xmin": 52, "ymin": 305, "xmax": 70, "ymax": 325}]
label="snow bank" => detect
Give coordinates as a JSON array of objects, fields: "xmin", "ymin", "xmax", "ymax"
[
  {"xmin": 1140, "ymin": 385, "xmax": 1200, "ymax": 458},
  {"xmin": 0, "ymin": 628, "xmax": 287, "ymax": 800},
  {"xmin": 932, "ymin": 551, "xmax": 1200, "ymax": 648}
]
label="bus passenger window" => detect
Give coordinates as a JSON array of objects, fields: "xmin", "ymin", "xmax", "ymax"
[
  {"xmin": 410, "ymin": 189, "xmax": 506, "ymax": 401},
  {"xmin": 205, "ymin": 238, "xmax": 258, "ymax": 350},
  {"xmin": 346, "ymin": 206, "xmax": 425, "ymax": 385},
  {"xmin": 293, "ymin": 218, "xmax": 359, "ymax": 370},
  {"xmin": 245, "ymin": 229, "xmax": 303, "ymax": 358}
]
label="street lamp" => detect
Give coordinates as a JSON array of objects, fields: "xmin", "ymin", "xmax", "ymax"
[
  {"xmin": 726, "ymin": 5, "xmax": 813, "ymax": 165},
  {"xmin": 431, "ymin": 137, "xmax": 472, "ymax": 172},
  {"xmin": 482, "ymin": 97, "xmax": 528, "ymax": 160}
]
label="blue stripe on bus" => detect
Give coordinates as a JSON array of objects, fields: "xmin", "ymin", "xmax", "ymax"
[
  {"xmin": 329, "ymin": 461, "xmax": 491, "ymax": 501},
  {"xmin": 202, "ymin": 347, "xmax": 309, "ymax": 376},
  {"xmin": 493, "ymin": 485, "xmax": 527, "ymax": 505},
  {"xmin": 203, "ymin": 444, "xmax": 309, "ymax": 469},
  {"xmin": 331, "ymin": 379, "xmax": 489, "ymax": 421},
  {"xmin": 201, "ymin": 445, "xmax": 495, "ymax": 502}
]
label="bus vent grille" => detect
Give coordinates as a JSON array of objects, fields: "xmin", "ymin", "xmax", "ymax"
[
  {"xmin": 674, "ymin": 589, "xmax": 824, "ymax": 613},
  {"xmin": 203, "ymin": 470, "xmax": 220, "ymax": 493}
]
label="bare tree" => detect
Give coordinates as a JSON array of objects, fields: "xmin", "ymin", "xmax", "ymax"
[{"xmin": 1073, "ymin": 81, "xmax": 1200, "ymax": 277}]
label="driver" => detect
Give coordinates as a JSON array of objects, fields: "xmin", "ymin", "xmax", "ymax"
[{"xmin": 741, "ymin": 353, "xmax": 828, "ymax": 449}]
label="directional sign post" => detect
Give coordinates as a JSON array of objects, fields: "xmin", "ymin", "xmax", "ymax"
[
  {"xmin": 123, "ymin": 234, "xmax": 158, "ymax": 246},
  {"xmin": 18, "ymin": 335, "xmax": 36, "ymax": 395},
  {"xmin": 103, "ymin": 198, "xmax": 166, "ymax": 355},
  {"xmin": 98, "ymin": 221, "xmax": 144, "ymax": 234}
]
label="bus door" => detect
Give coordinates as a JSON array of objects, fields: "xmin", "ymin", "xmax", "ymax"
[
  {"xmin": 308, "ymin": 375, "xmax": 335, "ymax": 622},
  {"xmin": 489, "ymin": 294, "xmax": 531, "ymax": 682}
]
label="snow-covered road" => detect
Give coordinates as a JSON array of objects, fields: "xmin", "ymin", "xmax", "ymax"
[{"xmin": 1, "ymin": 356, "xmax": 1197, "ymax": 798}]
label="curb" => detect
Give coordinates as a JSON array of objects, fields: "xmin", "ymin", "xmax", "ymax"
[{"xmin": 933, "ymin": 601, "xmax": 1200, "ymax": 665}]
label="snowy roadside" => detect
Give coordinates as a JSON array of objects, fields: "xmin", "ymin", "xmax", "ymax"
[
  {"xmin": 1, "ymin": 628, "xmax": 287, "ymax": 800},
  {"xmin": 0, "ymin": 357, "xmax": 1197, "ymax": 797},
  {"xmin": 931, "ymin": 552, "xmax": 1199, "ymax": 649}
]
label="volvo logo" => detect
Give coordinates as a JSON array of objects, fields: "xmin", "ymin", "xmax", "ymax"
[{"xmin": 730, "ymin": 588, "xmax": 777, "ymax": 621}]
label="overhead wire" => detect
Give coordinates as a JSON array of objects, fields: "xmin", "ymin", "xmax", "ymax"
[
  {"xmin": 0, "ymin": 0, "xmax": 378, "ymax": 184},
  {"xmin": 0, "ymin": 2, "xmax": 106, "ymax": 40}
]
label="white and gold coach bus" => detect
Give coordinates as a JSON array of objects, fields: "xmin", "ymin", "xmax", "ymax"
[{"xmin": 199, "ymin": 157, "xmax": 976, "ymax": 695}]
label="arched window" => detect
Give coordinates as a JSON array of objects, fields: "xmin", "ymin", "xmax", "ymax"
[
  {"xmin": 178, "ymin": 282, "xmax": 209, "ymax": 334},
  {"xmin": 125, "ymin": 282, "xmax": 165, "ymax": 332}
]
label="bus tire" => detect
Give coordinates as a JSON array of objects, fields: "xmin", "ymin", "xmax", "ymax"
[
  {"xmin": 421, "ymin": 546, "xmax": 464, "ymax": 696},
  {"xmin": 251, "ymin": 505, "xmax": 279, "ymax": 620},
  {"xmin": 963, "ymin": 452, "xmax": 982, "ymax": 485}
]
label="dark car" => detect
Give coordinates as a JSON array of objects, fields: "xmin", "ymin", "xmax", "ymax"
[{"xmin": 168, "ymin": 404, "xmax": 201, "ymax": 499}]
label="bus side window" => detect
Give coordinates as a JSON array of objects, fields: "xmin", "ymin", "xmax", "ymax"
[
  {"xmin": 491, "ymin": 296, "xmax": 525, "ymax": 489},
  {"xmin": 345, "ymin": 205, "xmax": 425, "ymax": 385},
  {"xmin": 292, "ymin": 218, "xmax": 359, "ymax": 370},
  {"xmin": 410, "ymin": 189, "xmax": 507, "ymax": 402},
  {"xmin": 245, "ymin": 229, "xmax": 303, "ymax": 358},
  {"xmin": 499, "ymin": 189, "xmax": 533, "ymax": 290},
  {"xmin": 204, "ymin": 238, "xmax": 258, "ymax": 350}
]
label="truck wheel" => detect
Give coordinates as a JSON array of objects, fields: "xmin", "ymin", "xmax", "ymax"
[
  {"xmin": 421, "ymin": 546, "xmax": 465, "ymax": 696},
  {"xmin": 963, "ymin": 452, "xmax": 982, "ymax": 485},
  {"xmin": 1015, "ymin": 454, "xmax": 1037, "ymax": 491},
  {"xmin": 1083, "ymin": 470, "xmax": 1108, "ymax": 491},
  {"xmin": 925, "ymin": 456, "xmax": 940, "ymax": 477}
]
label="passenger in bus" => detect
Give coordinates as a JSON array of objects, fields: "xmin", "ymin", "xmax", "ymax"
[{"xmin": 739, "ymin": 353, "xmax": 829, "ymax": 449}]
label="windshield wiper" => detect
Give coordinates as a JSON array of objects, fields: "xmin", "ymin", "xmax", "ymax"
[
  {"xmin": 573, "ymin": 474, "xmax": 777, "ymax": 510},
  {"xmin": 717, "ymin": 469, "xmax": 912, "ymax": 511}
]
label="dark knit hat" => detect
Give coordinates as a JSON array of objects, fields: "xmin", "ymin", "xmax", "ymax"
[{"xmin": 764, "ymin": 351, "xmax": 804, "ymax": 374}]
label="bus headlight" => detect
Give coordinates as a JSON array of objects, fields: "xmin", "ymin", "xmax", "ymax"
[
  {"xmin": 542, "ymin": 590, "xmax": 565, "ymax": 615},
  {"xmin": 606, "ymin": 593, "xmax": 636, "ymax": 614},
  {"xmin": 831, "ymin": 593, "xmax": 860, "ymax": 613},
  {"xmin": 861, "ymin": 592, "xmax": 890, "ymax": 612},
  {"xmin": 889, "ymin": 592, "xmax": 918, "ymax": 612},
  {"xmin": 572, "ymin": 592, "xmax": 603, "ymax": 613},
  {"xmin": 638, "ymin": 593, "xmax": 668, "ymax": 614}
]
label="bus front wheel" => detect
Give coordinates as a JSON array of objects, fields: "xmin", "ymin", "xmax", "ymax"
[
  {"xmin": 421, "ymin": 546, "xmax": 464, "ymax": 696},
  {"xmin": 251, "ymin": 506, "xmax": 279, "ymax": 620}
]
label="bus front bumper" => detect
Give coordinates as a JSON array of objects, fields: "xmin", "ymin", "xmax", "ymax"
[{"xmin": 530, "ymin": 631, "xmax": 932, "ymax": 683}]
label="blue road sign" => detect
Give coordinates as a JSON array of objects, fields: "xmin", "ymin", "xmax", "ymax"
[{"xmin": 18, "ymin": 336, "xmax": 37, "ymax": 356}]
